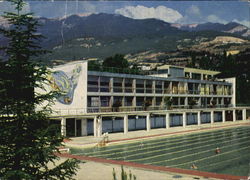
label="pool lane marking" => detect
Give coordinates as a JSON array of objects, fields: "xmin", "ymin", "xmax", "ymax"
[
  {"xmin": 198, "ymin": 151, "xmax": 250, "ymax": 170},
  {"xmin": 76, "ymin": 129, "xmax": 246, "ymax": 157},
  {"xmin": 75, "ymin": 127, "xmax": 248, "ymax": 157},
  {"xmin": 111, "ymin": 131, "xmax": 250, "ymax": 161},
  {"xmin": 57, "ymin": 152, "xmax": 248, "ymax": 180},
  {"xmin": 76, "ymin": 127, "xmax": 248, "ymax": 156},
  {"xmin": 78, "ymin": 126, "xmax": 247, "ymax": 155},
  {"xmin": 153, "ymin": 142, "xmax": 250, "ymax": 167},
  {"xmin": 171, "ymin": 145, "xmax": 250, "ymax": 168},
  {"xmin": 75, "ymin": 129, "xmax": 250, "ymax": 158},
  {"xmin": 120, "ymin": 135, "xmax": 250, "ymax": 162},
  {"xmin": 146, "ymin": 140, "xmax": 250, "ymax": 165},
  {"xmin": 119, "ymin": 133, "xmax": 250, "ymax": 162}
]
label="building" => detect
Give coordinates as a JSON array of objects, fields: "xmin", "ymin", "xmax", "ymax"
[{"xmin": 44, "ymin": 61, "xmax": 248, "ymax": 137}]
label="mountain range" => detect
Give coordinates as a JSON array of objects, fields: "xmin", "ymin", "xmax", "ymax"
[
  {"xmin": 171, "ymin": 22, "xmax": 249, "ymax": 37},
  {"xmin": 0, "ymin": 13, "xmax": 249, "ymax": 62}
]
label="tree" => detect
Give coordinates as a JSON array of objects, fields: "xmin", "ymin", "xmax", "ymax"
[
  {"xmin": 103, "ymin": 54, "xmax": 129, "ymax": 69},
  {"xmin": 0, "ymin": 0, "xmax": 79, "ymax": 179}
]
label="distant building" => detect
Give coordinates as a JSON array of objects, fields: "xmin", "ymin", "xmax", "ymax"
[{"xmin": 43, "ymin": 61, "xmax": 248, "ymax": 137}]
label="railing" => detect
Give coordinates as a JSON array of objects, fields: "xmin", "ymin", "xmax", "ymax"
[
  {"xmin": 53, "ymin": 104, "xmax": 235, "ymax": 116},
  {"xmin": 87, "ymin": 85, "xmax": 232, "ymax": 96}
]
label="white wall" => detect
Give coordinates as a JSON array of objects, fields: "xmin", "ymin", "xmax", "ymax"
[
  {"xmin": 37, "ymin": 61, "xmax": 88, "ymax": 114},
  {"xmin": 223, "ymin": 77, "xmax": 236, "ymax": 107}
]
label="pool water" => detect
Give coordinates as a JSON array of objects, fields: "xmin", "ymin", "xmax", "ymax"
[{"xmin": 71, "ymin": 126, "xmax": 250, "ymax": 177}]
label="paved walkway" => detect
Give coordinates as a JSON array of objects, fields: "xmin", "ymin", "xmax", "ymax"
[{"xmin": 62, "ymin": 120, "xmax": 250, "ymax": 180}]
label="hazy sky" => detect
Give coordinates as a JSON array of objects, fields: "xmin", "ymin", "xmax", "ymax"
[{"xmin": 0, "ymin": 1, "xmax": 249, "ymax": 27}]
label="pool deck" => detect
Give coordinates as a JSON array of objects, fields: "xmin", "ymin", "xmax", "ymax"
[{"xmin": 61, "ymin": 120, "xmax": 250, "ymax": 180}]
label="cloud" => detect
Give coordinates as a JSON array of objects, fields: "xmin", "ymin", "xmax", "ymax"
[
  {"xmin": 232, "ymin": 19, "xmax": 250, "ymax": 28},
  {"xmin": 207, "ymin": 14, "xmax": 227, "ymax": 24},
  {"xmin": 177, "ymin": 5, "xmax": 203, "ymax": 24},
  {"xmin": 186, "ymin": 5, "xmax": 201, "ymax": 16},
  {"xmin": 115, "ymin": 5, "xmax": 183, "ymax": 23},
  {"xmin": 0, "ymin": 1, "xmax": 30, "ymax": 15}
]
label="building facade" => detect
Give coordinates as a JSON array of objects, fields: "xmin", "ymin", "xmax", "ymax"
[{"xmin": 46, "ymin": 61, "xmax": 248, "ymax": 137}]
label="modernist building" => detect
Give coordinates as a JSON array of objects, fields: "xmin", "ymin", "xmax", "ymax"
[{"xmin": 46, "ymin": 61, "xmax": 248, "ymax": 137}]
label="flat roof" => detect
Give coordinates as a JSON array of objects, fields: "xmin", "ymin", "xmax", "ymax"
[{"xmin": 157, "ymin": 65, "xmax": 220, "ymax": 75}]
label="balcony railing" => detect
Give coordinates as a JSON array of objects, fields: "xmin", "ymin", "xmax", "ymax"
[
  {"xmin": 53, "ymin": 104, "xmax": 234, "ymax": 115},
  {"xmin": 87, "ymin": 85, "xmax": 232, "ymax": 96}
]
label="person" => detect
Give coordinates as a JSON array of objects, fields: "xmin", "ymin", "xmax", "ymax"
[
  {"xmin": 215, "ymin": 147, "xmax": 221, "ymax": 154},
  {"xmin": 191, "ymin": 163, "xmax": 198, "ymax": 169}
]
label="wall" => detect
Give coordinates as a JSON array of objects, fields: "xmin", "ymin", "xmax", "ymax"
[
  {"xmin": 223, "ymin": 77, "xmax": 236, "ymax": 107},
  {"xmin": 37, "ymin": 61, "xmax": 88, "ymax": 113}
]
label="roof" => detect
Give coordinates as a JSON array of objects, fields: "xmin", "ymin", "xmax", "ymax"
[{"xmin": 157, "ymin": 65, "xmax": 220, "ymax": 76}]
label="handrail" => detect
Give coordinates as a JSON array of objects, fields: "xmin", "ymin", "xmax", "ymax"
[{"xmin": 52, "ymin": 104, "xmax": 239, "ymax": 116}]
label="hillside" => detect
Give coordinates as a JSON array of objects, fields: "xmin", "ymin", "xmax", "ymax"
[{"xmin": 0, "ymin": 13, "xmax": 249, "ymax": 63}]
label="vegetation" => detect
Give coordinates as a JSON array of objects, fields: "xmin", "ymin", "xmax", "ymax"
[
  {"xmin": 164, "ymin": 97, "xmax": 173, "ymax": 110},
  {"xmin": 88, "ymin": 54, "xmax": 142, "ymax": 75},
  {"xmin": 187, "ymin": 49, "xmax": 250, "ymax": 105},
  {"xmin": 103, "ymin": 54, "xmax": 129, "ymax": 69},
  {"xmin": 0, "ymin": 0, "xmax": 79, "ymax": 179},
  {"xmin": 113, "ymin": 166, "xmax": 136, "ymax": 180}
]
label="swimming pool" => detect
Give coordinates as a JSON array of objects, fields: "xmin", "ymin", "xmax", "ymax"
[{"xmin": 71, "ymin": 126, "xmax": 250, "ymax": 177}]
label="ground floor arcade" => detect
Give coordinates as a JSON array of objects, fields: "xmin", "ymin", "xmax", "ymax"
[{"xmin": 52, "ymin": 107, "xmax": 249, "ymax": 138}]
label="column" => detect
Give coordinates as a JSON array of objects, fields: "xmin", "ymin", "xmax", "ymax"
[
  {"xmin": 183, "ymin": 112, "xmax": 186, "ymax": 128},
  {"xmin": 210, "ymin": 111, "xmax": 214, "ymax": 124},
  {"xmin": 61, "ymin": 117, "xmax": 66, "ymax": 137},
  {"xmin": 197, "ymin": 111, "xmax": 201, "ymax": 126},
  {"xmin": 94, "ymin": 116, "xmax": 97, "ymax": 137},
  {"xmin": 184, "ymin": 97, "xmax": 188, "ymax": 108},
  {"xmin": 233, "ymin": 110, "xmax": 236, "ymax": 122},
  {"xmin": 124, "ymin": 115, "xmax": 128, "ymax": 134},
  {"xmin": 222, "ymin": 110, "xmax": 226, "ymax": 123},
  {"xmin": 97, "ymin": 116, "xmax": 102, "ymax": 137},
  {"xmin": 242, "ymin": 109, "xmax": 247, "ymax": 121},
  {"xmin": 110, "ymin": 77, "xmax": 113, "ymax": 93},
  {"xmin": 81, "ymin": 119, "xmax": 87, "ymax": 136},
  {"xmin": 146, "ymin": 113, "xmax": 151, "ymax": 132},
  {"xmin": 166, "ymin": 113, "xmax": 170, "ymax": 129}
]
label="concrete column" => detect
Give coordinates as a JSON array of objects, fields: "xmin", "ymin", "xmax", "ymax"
[
  {"xmin": 133, "ymin": 79, "xmax": 136, "ymax": 94},
  {"xmin": 133, "ymin": 96, "xmax": 136, "ymax": 111},
  {"xmin": 170, "ymin": 81, "xmax": 173, "ymax": 94},
  {"xmin": 197, "ymin": 111, "xmax": 201, "ymax": 126},
  {"xmin": 222, "ymin": 110, "xmax": 226, "ymax": 123},
  {"xmin": 124, "ymin": 115, "xmax": 128, "ymax": 134},
  {"xmin": 183, "ymin": 112, "xmax": 186, "ymax": 128},
  {"xmin": 81, "ymin": 119, "xmax": 87, "ymax": 136},
  {"xmin": 94, "ymin": 116, "xmax": 97, "ymax": 137},
  {"xmin": 97, "ymin": 116, "xmax": 102, "ymax": 137},
  {"xmin": 184, "ymin": 97, "xmax": 188, "ymax": 107},
  {"xmin": 110, "ymin": 77, "xmax": 113, "ymax": 93},
  {"xmin": 166, "ymin": 113, "xmax": 170, "ymax": 129},
  {"xmin": 233, "ymin": 110, "xmax": 236, "ymax": 122},
  {"xmin": 153, "ymin": 80, "xmax": 156, "ymax": 94},
  {"xmin": 211, "ymin": 111, "xmax": 214, "ymax": 124},
  {"xmin": 61, "ymin": 117, "xmax": 66, "ymax": 137},
  {"xmin": 242, "ymin": 109, "xmax": 247, "ymax": 121},
  {"xmin": 146, "ymin": 113, "xmax": 151, "ymax": 132}
]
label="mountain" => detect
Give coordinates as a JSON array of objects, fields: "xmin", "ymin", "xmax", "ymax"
[
  {"xmin": 36, "ymin": 13, "xmax": 182, "ymax": 48},
  {"xmin": 0, "ymin": 13, "xmax": 248, "ymax": 62},
  {"xmin": 172, "ymin": 22, "xmax": 249, "ymax": 37}
]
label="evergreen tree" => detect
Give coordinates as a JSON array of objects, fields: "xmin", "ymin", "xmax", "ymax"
[{"xmin": 0, "ymin": 0, "xmax": 79, "ymax": 179}]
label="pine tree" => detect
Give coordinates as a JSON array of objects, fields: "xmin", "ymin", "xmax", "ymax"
[{"xmin": 0, "ymin": 0, "xmax": 79, "ymax": 179}]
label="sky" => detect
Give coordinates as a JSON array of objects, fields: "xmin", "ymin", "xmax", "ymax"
[{"xmin": 0, "ymin": 1, "xmax": 249, "ymax": 27}]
